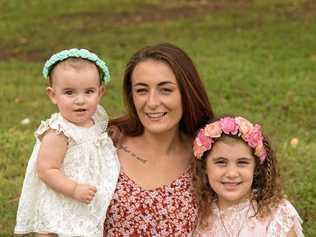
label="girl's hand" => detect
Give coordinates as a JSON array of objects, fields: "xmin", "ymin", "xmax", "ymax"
[{"xmin": 72, "ymin": 184, "xmax": 97, "ymax": 204}]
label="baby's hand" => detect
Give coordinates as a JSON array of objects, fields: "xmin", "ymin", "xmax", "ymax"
[{"xmin": 72, "ymin": 184, "xmax": 97, "ymax": 204}]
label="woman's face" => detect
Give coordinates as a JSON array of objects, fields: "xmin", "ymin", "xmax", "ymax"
[{"xmin": 131, "ymin": 60, "xmax": 183, "ymax": 135}]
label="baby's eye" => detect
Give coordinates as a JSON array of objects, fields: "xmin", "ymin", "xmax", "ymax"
[
  {"xmin": 64, "ymin": 90, "xmax": 73, "ymax": 95},
  {"xmin": 86, "ymin": 89, "xmax": 96, "ymax": 94}
]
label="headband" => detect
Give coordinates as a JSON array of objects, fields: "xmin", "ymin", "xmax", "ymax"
[
  {"xmin": 42, "ymin": 48, "xmax": 110, "ymax": 82},
  {"xmin": 193, "ymin": 116, "xmax": 267, "ymax": 164}
]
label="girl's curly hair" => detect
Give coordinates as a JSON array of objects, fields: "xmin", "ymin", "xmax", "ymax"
[{"xmin": 193, "ymin": 132, "xmax": 283, "ymax": 229}]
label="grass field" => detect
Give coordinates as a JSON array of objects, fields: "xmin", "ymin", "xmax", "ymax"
[{"xmin": 0, "ymin": 0, "xmax": 315, "ymax": 236}]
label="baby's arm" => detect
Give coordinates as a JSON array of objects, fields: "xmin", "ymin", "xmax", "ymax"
[{"xmin": 37, "ymin": 130, "xmax": 97, "ymax": 204}]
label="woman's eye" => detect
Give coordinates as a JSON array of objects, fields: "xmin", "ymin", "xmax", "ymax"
[
  {"xmin": 161, "ymin": 88, "xmax": 173, "ymax": 94},
  {"xmin": 135, "ymin": 88, "xmax": 147, "ymax": 94}
]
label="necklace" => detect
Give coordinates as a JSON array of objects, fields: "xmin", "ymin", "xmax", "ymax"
[{"xmin": 218, "ymin": 202, "xmax": 251, "ymax": 237}]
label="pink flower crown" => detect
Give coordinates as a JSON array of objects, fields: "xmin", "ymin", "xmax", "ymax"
[{"xmin": 193, "ymin": 116, "xmax": 267, "ymax": 164}]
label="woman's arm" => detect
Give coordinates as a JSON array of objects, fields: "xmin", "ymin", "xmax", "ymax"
[{"xmin": 37, "ymin": 130, "xmax": 96, "ymax": 203}]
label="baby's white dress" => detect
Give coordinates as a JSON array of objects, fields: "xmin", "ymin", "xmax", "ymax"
[{"xmin": 15, "ymin": 105, "xmax": 120, "ymax": 237}]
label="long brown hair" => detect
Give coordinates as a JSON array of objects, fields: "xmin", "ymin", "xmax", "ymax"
[
  {"xmin": 194, "ymin": 119, "xmax": 283, "ymax": 229},
  {"xmin": 110, "ymin": 43, "xmax": 214, "ymax": 137}
]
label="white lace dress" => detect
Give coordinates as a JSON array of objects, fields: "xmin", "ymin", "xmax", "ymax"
[
  {"xmin": 15, "ymin": 105, "xmax": 120, "ymax": 237},
  {"xmin": 195, "ymin": 199, "xmax": 304, "ymax": 237}
]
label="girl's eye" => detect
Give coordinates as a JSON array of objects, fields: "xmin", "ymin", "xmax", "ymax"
[
  {"xmin": 214, "ymin": 160, "xmax": 226, "ymax": 166},
  {"xmin": 238, "ymin": 160, "xmax": 250, "ymax": 166}
]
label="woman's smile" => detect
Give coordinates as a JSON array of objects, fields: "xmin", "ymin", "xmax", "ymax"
[{"xmin": 145, "ymin": 112, "xmax": 167, "ymax": 119}]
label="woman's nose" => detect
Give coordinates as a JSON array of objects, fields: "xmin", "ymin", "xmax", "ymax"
[{"xmin": 147, "ymin": 90, "xmax": 160, "ymax": 108}]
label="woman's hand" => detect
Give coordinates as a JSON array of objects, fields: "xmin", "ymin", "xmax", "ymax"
[{"xmin": 72, "ymin": 184, "xmax": 97, "ymax": 204}]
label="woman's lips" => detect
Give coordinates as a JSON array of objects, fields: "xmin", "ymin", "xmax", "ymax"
[{"xmin": 145, "ymin": 112, "xmax": 167, "ymax": 119}]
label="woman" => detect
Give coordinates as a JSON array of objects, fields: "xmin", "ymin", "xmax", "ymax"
[{"xmin": 104, "ymin": 43, "xmax": 214, "ymax": 236}]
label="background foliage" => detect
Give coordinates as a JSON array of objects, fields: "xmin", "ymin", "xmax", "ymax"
[{"xmin": 0, "ymin": 0, "xmax": 315, "ymax": 236}]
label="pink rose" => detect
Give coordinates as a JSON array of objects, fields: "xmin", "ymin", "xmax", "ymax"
[
  {"xmin": 196, "ymin": 129, "xmax": 213, "ymax": 149},
  {"xmin": 235, "ymin": 116, "xmax": 253, "ymax": 138},
  {"xmin": 245, "ymin": 124, "xmax": 263, "ymax": 148},
  {"xmin": 219, "ymin": 117, "xmax": 239, "ymax": 135},
  {"xmin": 193, "ymin": 140, "xmax": 207, "ymax": 159},
  {"xmin": 204, "ymin": 121, "xmax": 222, "ymax": 138},
  {"xmin": 255, "ymin": 141, "xmax": 267, "ymax": 164}
]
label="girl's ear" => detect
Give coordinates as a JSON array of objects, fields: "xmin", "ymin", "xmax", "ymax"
[
  {"xmin": 99, "ymin": 85, "xmax": 106, "ymax": 97},
  {"xmin": 47, "ymin": 87, "xmax": 57, "ymax": 104}
]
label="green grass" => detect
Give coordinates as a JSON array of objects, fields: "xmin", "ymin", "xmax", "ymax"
[{"xmin": 1, "ymin": 0, "xmax": 315, "ymax": 235}]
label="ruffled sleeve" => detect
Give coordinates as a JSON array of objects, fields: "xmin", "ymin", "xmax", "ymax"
[
  {"xmin": 268, "ymin": 199, "xmax": 304, "ymax": 237},
  {"xmin": 93, "ymin": 104, "xmax": 109, "ymax": 130},
  {"xmin": 34, "ymin": 113, "xmax": 75, "ymax": 144}
]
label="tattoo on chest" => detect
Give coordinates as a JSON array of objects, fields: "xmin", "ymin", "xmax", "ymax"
[{"xmin": 117, "ymin": 144, "xmax": 148, "ymax": 164}]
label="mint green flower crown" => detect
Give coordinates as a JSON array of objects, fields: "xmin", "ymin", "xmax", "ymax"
[{"xmin": 42, "ymin": 48, "xmax": 110, "ymax": 82}]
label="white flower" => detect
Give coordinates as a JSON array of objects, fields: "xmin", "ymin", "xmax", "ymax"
[{"xmin": 21, "ymin": 118, "xmax": 30, "ymax": 125}]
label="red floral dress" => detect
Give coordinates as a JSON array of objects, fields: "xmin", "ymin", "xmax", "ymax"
[{"xmin": 103, "ymin": 167, "xmax": 198, "ymax": 236}]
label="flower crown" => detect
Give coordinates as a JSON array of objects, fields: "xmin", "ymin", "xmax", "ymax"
[
  {"xmin": 193, "ymin": 116, "xmax": 267, "ymax": 164},
  {"xmin": 42, "ymin": 48, "xmax": 110, "ymax": 83}
]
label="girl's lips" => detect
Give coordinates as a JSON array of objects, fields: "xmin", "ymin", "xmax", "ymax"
[{"xmin": 221, "ymin": 182, "xmax": 241, "ymax": 190}]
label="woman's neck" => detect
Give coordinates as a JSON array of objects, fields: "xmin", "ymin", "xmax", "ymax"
[{"xmin": 141, "ymin": 127, "xmax": 185, "ymax": 155}]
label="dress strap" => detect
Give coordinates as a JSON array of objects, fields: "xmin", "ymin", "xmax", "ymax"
[{"xmin": 92, "ymin": 104, "xmax": 109, "ymax": 131}]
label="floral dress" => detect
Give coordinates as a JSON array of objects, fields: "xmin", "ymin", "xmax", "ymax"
[
  {"xmin": 103, "ymin": 167, "xmax": 198, "ymax": 236},
  {"xmin": 15, "ymin": 105, "xmax": 120, "ymax": 237},
  {"xmin": 194, "ymin": 199, "xmax": 304, "ymax": 237}
]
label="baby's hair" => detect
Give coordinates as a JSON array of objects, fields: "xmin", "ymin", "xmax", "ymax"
[
  {"xmin": 193, "ymin": 117, "xmax": 283, "ymax": 229},
  {"xmin": 48, "ymin": 57, "xmax": 103, "ymax": 86}
]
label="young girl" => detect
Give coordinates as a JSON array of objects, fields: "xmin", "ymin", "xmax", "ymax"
[
  {"xmin": 193, "ymin": 116, "xmax": 304, "ymax": 237},
  {"xmin": 14, "ymin": 48, "xmax": 120, "ymax": 237}
]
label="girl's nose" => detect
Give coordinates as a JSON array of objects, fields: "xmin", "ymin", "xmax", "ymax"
[{"xmin": 226, "ymin": 165, "xmax": 239, "ymax": 178}]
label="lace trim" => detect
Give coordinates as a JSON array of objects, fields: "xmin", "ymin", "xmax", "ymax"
[
  {"xmin": 194, "ymin": 199, "xmax": 304, "ymax": 237},
  {"xmin": 35, "ymin": 113, "xmax": 75, "ymax": 143},
  {"xmin": 34, "ymin": 105, "xmax": 109, "ymax": 145},
  {"xmin": 268, "ymin": 200, "xmax": 304, "ymax": 237}
]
